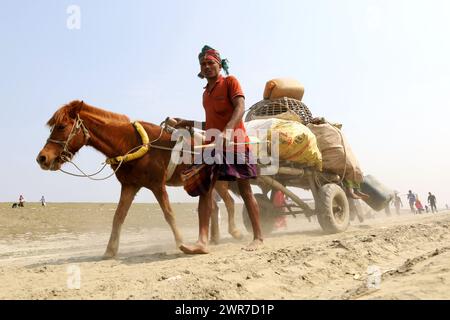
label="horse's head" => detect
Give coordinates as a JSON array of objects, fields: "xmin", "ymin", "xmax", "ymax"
[{"xmin": 36, "ymin": 100, "xmax": 90, "ymax": 171}]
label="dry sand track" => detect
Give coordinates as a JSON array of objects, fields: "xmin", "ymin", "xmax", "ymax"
[{"xmin": 1, "ymin": 203, "xmax": 449, "ymax": 299}]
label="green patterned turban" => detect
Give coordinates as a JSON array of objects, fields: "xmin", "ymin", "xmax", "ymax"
[{"xmin": 198, "ymin": 45, "xmax": 229, "ymax": 78}]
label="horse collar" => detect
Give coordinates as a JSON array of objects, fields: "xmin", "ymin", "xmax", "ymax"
[{"xmin": 105, "ymin": 122, "xmax": 150, "ymax": 165}]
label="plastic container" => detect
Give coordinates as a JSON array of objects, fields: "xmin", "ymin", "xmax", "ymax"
[
  {"xmin": 360, "ymin": 175, "xmax": 394, "ymax": 211},
  {"xmin": 263, "ymin": 78, "xmax": 304, "ymax": 101}
]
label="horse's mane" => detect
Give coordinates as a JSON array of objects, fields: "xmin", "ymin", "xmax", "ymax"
[{"xmin": 47, "ymin": 100, "xmax": 130, "ymax": 127}]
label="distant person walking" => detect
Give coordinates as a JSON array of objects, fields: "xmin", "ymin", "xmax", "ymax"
[
  {"xmin": 40, "ymin": 196, "xmax": 46, "ymax": 207},
  {"xmin": 18, "ymin": 194, "xmax": 25, "ymax": 207},
  {"xmin": 415, "ymin": 195, "xmax": 424, "ymax": 214},
  {"xmin": 384, "ymin": 203, "xmax": 392, "ymax": 216},
  {"xmin": 407, "ymin": 190, "xmax": 416, "ymax": 213},
  {"xmin": 393, "ymin": 192, "xmax": 403, "ymax": 215},
  {"xmin": 427, "ymin": 192, "xmax": 437, "ymax": 213}
]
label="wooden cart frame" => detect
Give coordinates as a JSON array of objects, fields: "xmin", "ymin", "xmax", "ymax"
[{"xmin": 242, "ymin": 161, "xmax": 363, "ymax": 235}]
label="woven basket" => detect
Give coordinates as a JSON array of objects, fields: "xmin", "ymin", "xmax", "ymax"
[{"xmin": 245, "ymin": 97, "xmax": 313, "ymax": 124}]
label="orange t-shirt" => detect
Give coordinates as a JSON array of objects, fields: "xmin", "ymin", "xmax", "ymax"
[{"xmin": 203, "ymin": 75, "xmax": 249, "ymax": 147}]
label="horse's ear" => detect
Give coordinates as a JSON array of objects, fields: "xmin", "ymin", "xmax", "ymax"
[{"xmin": 68, "ymin": 100, "xmax": 84, "ymax": 118}]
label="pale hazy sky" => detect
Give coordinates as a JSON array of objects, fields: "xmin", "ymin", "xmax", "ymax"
[{"xmin": 1, "ymin": 0, "xmax": 449, "ymax": 205}]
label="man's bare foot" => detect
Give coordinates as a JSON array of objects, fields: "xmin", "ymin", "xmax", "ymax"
[
  {"xmin": 179, "ymin": 242, "xmax": 209, "ymax": 254},
  {"xmin": 242, "ymin": 239, "xmax": 263, "ymax": 251},
  {"xmin": 355, "ymin": 190, "xmax": 370, "ymax": 201}
]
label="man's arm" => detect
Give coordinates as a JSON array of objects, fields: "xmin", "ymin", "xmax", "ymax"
[{"xmin": 224, "ymin": 96, "xmax": 245, "ymax": 132}]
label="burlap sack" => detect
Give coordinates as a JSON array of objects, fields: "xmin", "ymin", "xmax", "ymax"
[
  {"xmin": 245, "ymin": 118, "xmax": 322, "ymax": 170},
  {"xmin": 307, "ymin": 123, "xmax": 363, "ymax": 183}
]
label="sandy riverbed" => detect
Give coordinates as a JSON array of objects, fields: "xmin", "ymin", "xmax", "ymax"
[{"xmin": 1, "ymin": 202, "xmax": 449, "ymax": 299}]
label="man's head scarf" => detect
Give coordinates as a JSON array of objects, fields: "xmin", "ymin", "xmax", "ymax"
[{"xmin": 198, "ymin": 45, "xmax": 229, "ymax": 78}]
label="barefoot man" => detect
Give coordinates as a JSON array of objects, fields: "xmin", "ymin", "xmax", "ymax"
[{"xmin": 175, "ymin": 45, "xmax": 263, "ymax": 254}]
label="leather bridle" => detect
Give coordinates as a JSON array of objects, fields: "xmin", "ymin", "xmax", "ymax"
[{"xmin": 46, "ymin": 114, "xmax": 90, "ymax": 161}]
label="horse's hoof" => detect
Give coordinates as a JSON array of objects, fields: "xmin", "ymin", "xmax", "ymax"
[
  {"xmin": 210, "ymin": 237, "xmax": 220, "ymax": 245},
  {"xmin": 230, "ymin": 229, "xmax": 244, "ymax": 240},
  {"xmin": 102, "ymin": 252, "xmax": 116, "ymax": 260}
]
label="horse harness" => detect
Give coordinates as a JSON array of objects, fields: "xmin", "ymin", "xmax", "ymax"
[
  {"xmin": 47, "ymin": 114, "xmax": 91, "ymax": 162},
  {"xmin": 48, "ymin": 115, "xmax": 187, "ymax": 181},
  {"xmin": 105, "ymin": 121, "xmax": 150, "ymax": 165},
  {"xmin": 103, "ymin": 119, "xmax": 188, "ymax": 180}
]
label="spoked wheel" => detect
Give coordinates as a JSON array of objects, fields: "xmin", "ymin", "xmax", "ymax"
[
  {"xmin": 316, "ymin": 184, "xmax": 350, "ymax": 233},
  {"xmin": 242, "ymin": 193, "xmax": 276, "ymax": 236}
]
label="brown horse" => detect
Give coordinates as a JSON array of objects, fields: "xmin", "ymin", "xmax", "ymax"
[{"xmin": 36, "ymin": 100, "xmax": 242, "ymax": 258}]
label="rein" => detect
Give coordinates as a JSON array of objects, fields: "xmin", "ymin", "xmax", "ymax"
[
  {"xmin": 51, "ymin": 115, "xmax": 257, "ymax": 181},
  {"xmin": 51, "ymin": 116, "xmax": 178, "ymax": 181}
]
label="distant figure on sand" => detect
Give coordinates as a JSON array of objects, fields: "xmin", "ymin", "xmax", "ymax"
[
  {"xmin": 415, "ymin": 196, "xmax": 424, "ymax": 214},
  {"xmin": 384, "ymin": 203, "xmax": 392, "ymax": 216},
  {"xmin": 392, "ymin": 192, "xmax": 403, "ymax": 215},
  {"xmin": 40, "ymin": 196, "xmax": 46, "ymax": 207},
  {"xmin": 427, "ymin": 192, "xmax": 437, "ymax": 213},
  {"xmin": 407, "ymin": 190, "xmax": 416, "ymax": 213},
  {"xmin": 18, "ymin": 195, "xmax": 25, "ymax": 207}
]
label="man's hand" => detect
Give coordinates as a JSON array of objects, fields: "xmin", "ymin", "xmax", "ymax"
[
  {"xmin": 173, "ymin": 118, "xmax": 194, "ymax": 129},
  {"xmin": 219, "ymin": 130, "xmax": 233, "ymax": 147}
]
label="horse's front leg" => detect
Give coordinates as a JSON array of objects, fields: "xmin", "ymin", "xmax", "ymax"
[
  {"xmin": 103, "ymin": 184, "xmax": 139, "ymax": 259},
  {"xmin": 152, "ymin": 185, "xmax": 184, "ymax": 249}
]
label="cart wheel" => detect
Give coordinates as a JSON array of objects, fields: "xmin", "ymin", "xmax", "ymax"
[
  {"xmin": 316, "ymin": 184, "xmax": 350, "ymax": 233},
  {"xmin": 242, "ymin": 194, "xmax": 276, "ymax": 236}
]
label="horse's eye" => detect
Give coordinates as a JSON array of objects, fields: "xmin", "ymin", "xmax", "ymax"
[{"xmin": 57, "ymin": 125, "xmax": 66, "ymax": 130}]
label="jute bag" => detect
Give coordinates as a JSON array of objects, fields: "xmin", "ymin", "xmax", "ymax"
[{"xmin": 307, "ymin": 122, "xmax": 363, "ymax": 183}]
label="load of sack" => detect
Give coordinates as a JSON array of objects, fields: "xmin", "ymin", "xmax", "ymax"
[
  {"xmin": 244, "ymin": 77, "xmax": 362, "ymax": 184},
  {"xmin": 244, "ymin": 78, "xmax": 393, "ymax": 210}
]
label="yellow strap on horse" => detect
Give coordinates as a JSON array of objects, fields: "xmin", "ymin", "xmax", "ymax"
[{"xmin": 106, "ymin": 122, "xmax": 150, "ymax": 165}]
